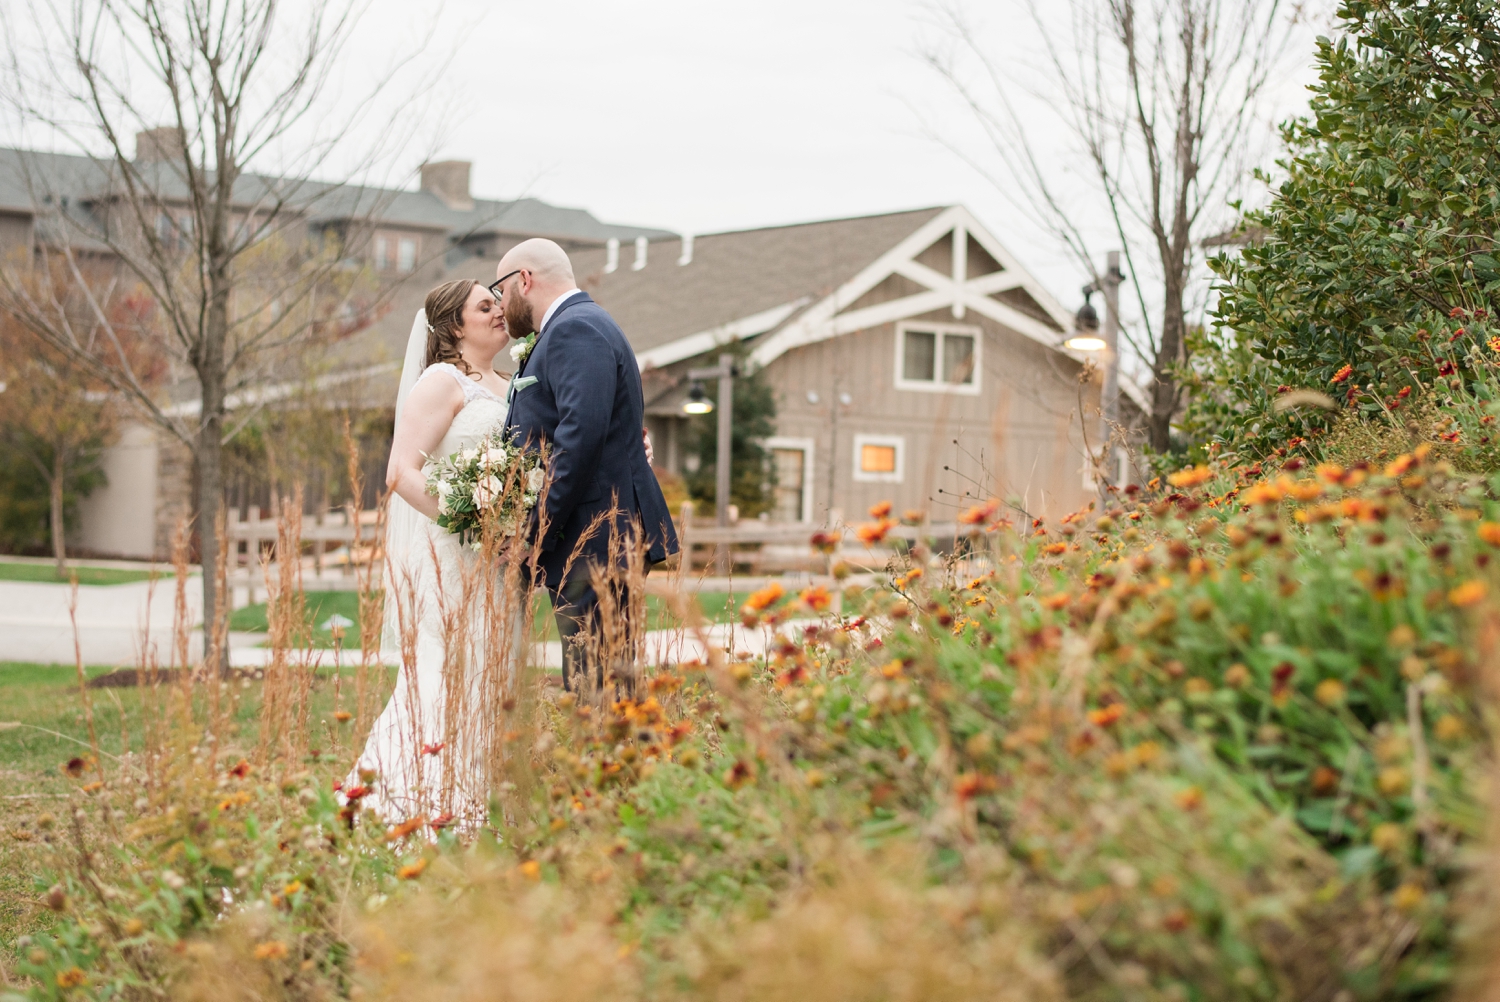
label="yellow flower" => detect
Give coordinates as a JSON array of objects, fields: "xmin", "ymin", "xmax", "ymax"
[
  {"xmin": 1371, "ymin": 822, "xmax": 1404, "ymax": 854},
  {"xmin": 1167, "ymin": 465, "xmax": 1214, "ymax": 488},
  {"xmin": 1377, "ymin": 766, "xmax": 1410, "ymax": 796},
  {"xmin": 1449, "ymin": 580, "xmax": 1488, "ymax": 607},
  {"xmin": 55, "ymin": 967, "xmax": 87, "ymax": 988},
  {"xmin": 1479, "ymin": 522, "xmax": 1500, "ymax": 546},
  {"xmin": 252, "ymin": 941, "xmax": 288, "ymax": 961},
  {"xmin": 1223, "ymin": 663, "xmax": 1250, "ymax": 688},
  {"xmin": 1434, "ymin": 714, "xmax": 1465, "ymax": 742},
  {"xmin": 518, "ymin": 859, "xmax": 542, "ymax": 881},
  {"xmin": 1183, "ymin": 678, "xmax": 1213, "ymax": 698},
  {"xmin": 1313, "ymin": 679, "xmax": 1346, "ymax": 707},
  {"xmin": 1392, "ymin": 882, "xmax": 1426, "ymax": 913}
]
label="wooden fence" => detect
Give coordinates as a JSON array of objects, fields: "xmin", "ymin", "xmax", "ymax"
[{"xmin": 226, "ymin": 503, "xmax": 977, "ymax": 604}]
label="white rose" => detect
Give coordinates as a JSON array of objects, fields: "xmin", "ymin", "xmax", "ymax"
[
  {"xmin": 435, "ymin": 479, "xmax": 452, "ymax": 497},
  {"xmin": 473, "ymin": 474, "xmax": 504, "ymax": 508},
  {"xmin": 510, "ymin": 341, "xmax": 529, "ymax": 363},
  {"xmin": 526, "ymin": 467, "xmax": 545, "ymax": 492}
]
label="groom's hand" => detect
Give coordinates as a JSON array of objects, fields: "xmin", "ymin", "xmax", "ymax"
[{"xmin": 643, "ymin": 427, "xmax": 654, "ymax": 466}]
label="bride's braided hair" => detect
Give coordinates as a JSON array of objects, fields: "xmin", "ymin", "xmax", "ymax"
[{"xmin": 423, "ymin": 279, "xmax": 479, "ymax": 378}]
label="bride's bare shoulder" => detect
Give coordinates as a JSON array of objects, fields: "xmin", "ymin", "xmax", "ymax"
[{"xmin": 404, "ymin": 364, "xmax": 466, "ymax": 415}]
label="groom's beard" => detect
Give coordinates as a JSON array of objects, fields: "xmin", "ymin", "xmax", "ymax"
[{"xmin": 505, "ymin": 295, "xmax": 537, "ymax": 340}]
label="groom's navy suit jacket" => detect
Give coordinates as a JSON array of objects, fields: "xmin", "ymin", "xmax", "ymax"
[{"xmin": 505, "ymin": 292, "xmax": 679, "ymax": 586}]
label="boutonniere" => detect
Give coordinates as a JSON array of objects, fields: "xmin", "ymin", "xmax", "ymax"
[{"xmin": 510, "ymin": 333, "xmax": 538, "ymax": 366}]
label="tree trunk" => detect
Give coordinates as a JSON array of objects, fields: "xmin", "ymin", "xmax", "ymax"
[
  {"xmin": 196, "ymin": 344, "xmax": 227, "ymax": 670},
  {"xmin": 50, "ymin": 450, "xmax": 66, "ymax": 576},
  {"xmin": 1150, "ymin": 271, "xmax": 1189, "ymax": 453}
]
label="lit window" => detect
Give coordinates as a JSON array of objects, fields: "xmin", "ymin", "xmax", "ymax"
[
  {"xmin": 896, "ymin": 323, "xmax": 980, "ymax": 393},
  {"xmin": 397, "ymin": 238, "xmax": 416, "ymax": 273},
  {"xmin": 853, "ymin": 434, "xmax": 903, "ymax": 483},
  {"xmin": 374, "ymin": 236, "xmax": 389, "ymax": 271}
]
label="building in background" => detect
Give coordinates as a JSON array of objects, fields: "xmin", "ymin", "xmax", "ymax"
[
  {"xmin": 570, "ymin": 206, "xmax": 1126, "ymax": 523},
  {"xmin": 0, "ymin": 138, "xmax": 1128, "ymax": 556}
]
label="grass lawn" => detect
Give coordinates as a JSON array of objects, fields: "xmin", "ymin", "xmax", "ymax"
[
  {"xmin": 229, "ymin": 590, "xmax": 764, "ymax": 648},
  {"xmin": 0, "ymin": 660, "xmax": 395, "ymax": 956},
  {"xmin": 0, "ymin": 563, "xmax": 168, "ymax": 586}
]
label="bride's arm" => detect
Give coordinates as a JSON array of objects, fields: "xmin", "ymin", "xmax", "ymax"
[{"xmin": 386, "ymin": 375, "xmax": 465, "ymax": 520}]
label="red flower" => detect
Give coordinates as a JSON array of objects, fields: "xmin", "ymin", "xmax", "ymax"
[
  {"xmin": 343, "ymin": 784, "xmax": 371, "ymax": 801},
  {"xmin": 229, "ymin": 759, "xmax": 251, "ymax": 778},
  {"xmin": 1330, "ymin": 364, "xmax": 1353, "ymax": 384},
  {"xmin": 867, "ymin": 500, "xmax": 893, "ymax": 519},
  {"xmin": 1451, "ymin": 328, "xmax": 1466, "ymax": 341},
  {"xmin": 430, "ymin": 813, "xmax": 456, "ymax": 831},
  {"xmin": 1450, "ymin": 306, "xmax": 1467, "ymax": 319},
  {"xmin": 1397, "ymin": 386, "xmax": 1411, "ymax": 398},
  {"xmin": 1438, "ymin": 360, "xmax": 1457, "ymax": 376},
  {"xmin": 420, "ymin": 743, "xmax": 445, "ymax": 757}
]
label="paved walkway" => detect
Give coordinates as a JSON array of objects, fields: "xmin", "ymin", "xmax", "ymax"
[
  {"xmin": 0, "ymin": 576, "xmax": 206, "ymax": 666},
  {"xmin": 0, "ymin": 570, "xmax": 818, "ymax": 670}
]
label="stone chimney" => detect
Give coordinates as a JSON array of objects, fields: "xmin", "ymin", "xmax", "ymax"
[
  {"xmin": 135, "ymin": 127, "xmax": 185, "ymax": 163},
  {"xmin": 420, "ymin": 160, "xmax": 473, "ymax": 211}
]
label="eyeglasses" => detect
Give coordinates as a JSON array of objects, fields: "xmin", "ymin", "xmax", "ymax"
[{"xmin": 489, "ymin": 268, "xmax": 526, "ymax": 301}]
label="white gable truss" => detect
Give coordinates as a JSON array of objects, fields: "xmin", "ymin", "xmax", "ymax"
[{"xmin": 634, "ymin": 206, "xmax": 1080, "ymax": 373}]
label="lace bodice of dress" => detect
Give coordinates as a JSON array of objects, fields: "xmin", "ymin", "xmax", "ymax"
[{"xmin": 418, "ymin": 362, "xmax": 508, "ymax": 459}]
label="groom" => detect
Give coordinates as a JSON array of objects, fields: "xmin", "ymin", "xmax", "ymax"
[{"xmin": 493, "ymin": 238, "xmax": 679, "ymax": 692}]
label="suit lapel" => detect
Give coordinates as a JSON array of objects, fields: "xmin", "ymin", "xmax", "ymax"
[{"xmin": 508, "ymin": 293, "xmax": 593, "ymax": 412}]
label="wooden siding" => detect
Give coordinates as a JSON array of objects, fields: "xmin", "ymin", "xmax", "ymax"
[{"xmin": 763, "ymin": 308, "xmax": 1096, "ymax": 523}]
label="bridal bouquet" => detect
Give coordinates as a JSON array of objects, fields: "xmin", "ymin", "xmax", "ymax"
[{"xmin": 424, "ymin": 432, "xmax": 546, "ymax": 545}]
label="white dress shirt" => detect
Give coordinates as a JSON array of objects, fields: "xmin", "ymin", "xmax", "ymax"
[{"xmin": 539, "ymin": 288, "xmax": 584, "ymax": 333}]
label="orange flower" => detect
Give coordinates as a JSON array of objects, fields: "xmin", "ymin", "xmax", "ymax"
[
  {"xmin": 798, "ymin": 585, "xmax": 833, "ymax": 612},
  {"xmin": 743, "ymin": 582, "xmax": 785, "ymax": 611},
  {"xmin": 1478, "ymin": 522, "xmax": 1500, "ymax": 546},
  {"xmin": 385, "ymin": 817, "xmax": 428, "ymax": 842},
  {"xmin": 868, "ymin": 500, "xmax": 893, "ymax": 519},
  {"xmin": 1242, "ymin": 481, "xmax": 1285, "ymax": 506},
  {"xmin": 333, "ymin": 710, "xmax": 352, "ymax": 723},
  {"xmin": 1041, "ymin": 591, "xmax": 1071, "ymax": 610},
  {"xmin": 1314, "ymin": 462, "xmax": 1345, "ymax": 483},
  {"xmin": 397, "ymin": 858, "xmax": 429, "ymax": 880},
  {"xmin": 55, "ymin": 967, "xmax": 87, "ymax": 988},
  {"xmin": 958, "ymin": 500, "xmax": 1000, "ymax": 525},
  {"xmin": 855, "ymin": 519, "xmax": 896, "ymax": 544},
  {"xmin": 252, "ymin": 941, "xmax": 288, "ymax": 961},
  {"xmin": 228, "ymin": 759, "xmax": 251, "ymax": 778},
  {"xmin": 808, "ymin": 529, "xmax": 842, "ymax": 554},
  {"xmin": 1040, "ymin": 542, "xmax": 1068, "ymax": 555},
  {"xmin": 1167, "ymin": 465, "xmax": 1213, "ymax": 488},
  {"xmin": 953, "ymin": 772, "xmax": 998, "ymax": 801},
  {"xmin": 1330, "ymin": 364, "xmax": 1353, "ymax": 384},
  {"xmin": 1449, "ymin": 580, "xmax": 1487, "ymax": 607},
  {"xmin": 1088, "ymin": 704, "xmax": 1126, "ymax": 727},
  {"xmin": 518, "ymin": 859, "xmax": 542, "ymax": 880},
  {"xmin": 1173, "ymin": 786, "xmax": 1204, "ymax": 810},
  {"xmin": 1384, "ymin": 453, "xmax": 1417, "ymax": 477}
]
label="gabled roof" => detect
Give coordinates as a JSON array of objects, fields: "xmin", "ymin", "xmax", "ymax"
[
  {"xmin": 0, "ymin": 145, "xmax": 667, "ymax": 246},
  {"xmin": 571, "ymin": 208, "xmax": 947, "ymax": 356},
  {"xmin": 573, "ymin": 205, "xmax": 1080, "ymax": 372}
]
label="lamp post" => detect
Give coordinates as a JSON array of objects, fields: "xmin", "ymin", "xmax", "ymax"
[
  {"xmin": 685, "ymin": 353, "xmax": 738, "ymax": 574},
  {"xmin": 1067, "ymin": 251, "xmax": 1124, "ymax": 495}
]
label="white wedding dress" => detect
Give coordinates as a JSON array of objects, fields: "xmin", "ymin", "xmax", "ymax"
[{"xmin": 346, "ymin": 314, "xmax": 523, "ymax": 826}]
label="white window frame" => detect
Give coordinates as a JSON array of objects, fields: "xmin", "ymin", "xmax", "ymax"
[
  {"xmin": 765, "ymin": 436, "xmax": 815, "ymax": 523},
  {"xmin": 397, "ymin": 237, "xmax": 417, "ymax": 273},
  {"xmin": 852, "ymin": 433, "xmax": 905, "ymax": 484},
  {"xmin": 894, "ymin": 321, "xmax": 982, "ymax": 395}
]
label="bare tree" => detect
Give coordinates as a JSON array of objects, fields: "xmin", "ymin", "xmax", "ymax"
[
  {"xmin": 921, "ymin": 0, "xmax": 1301, "ymax": 453},
  {"xmin": 0, "ymin": 0, "xmax": 440, "ymax": 649}
]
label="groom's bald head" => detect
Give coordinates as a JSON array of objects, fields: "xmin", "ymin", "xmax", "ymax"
[
  {"xmin": 495, "ymin": 238, "xmax": 578, "ymax": 341},
  {"xmin": 498, "ymin": 238, "xmax": 575, "ymax": 289}
]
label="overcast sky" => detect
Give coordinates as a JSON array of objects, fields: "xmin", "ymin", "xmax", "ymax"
[
  {"xmin": 409, "ymin": 0, "xmax": 1328, "ymax": 303},
  {"xmin": 3, "ymin": 0, "xmax": 1331, "ymax": 319}
]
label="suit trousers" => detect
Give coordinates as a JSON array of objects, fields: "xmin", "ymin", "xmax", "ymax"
[{"xmin": 549, "ymin": 573, "xmax": 642, "ymax": 696}]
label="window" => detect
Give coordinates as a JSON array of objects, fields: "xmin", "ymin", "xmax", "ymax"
[
  {"xmin": 895, "ymin": 322, "xmax": 981, "ymax": 394},
  {"xmin": 397, "ymin": 237, "xmax": 417, "ymax": 273},
  {"xmin": 853, "ymin": 434, "xmax": 904, "ymax": 483},
  {"xmin": 765, "ymin": 437, "xmax": 814, "ymax": 523},
  {"xmin": 374, "ymin": 236, "xmax": 389, "ymax": 271}
]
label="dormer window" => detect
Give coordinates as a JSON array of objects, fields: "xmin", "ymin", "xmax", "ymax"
[{"xmin": 895, "ymin": 322, "xmax": 981, "ymax": 394}]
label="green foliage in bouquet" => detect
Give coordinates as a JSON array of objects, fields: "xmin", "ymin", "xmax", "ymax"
[
  {"xmin": 1193, "ymin": 0, "xmax": 1500, "ymax": 460},
  {"xmin": 424, "ymin": 432, "xmax": 546, "ymax": 545}
]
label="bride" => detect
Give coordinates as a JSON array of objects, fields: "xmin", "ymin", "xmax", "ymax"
[{"xmin": 346, "ymin": 278, "xmax": 519, "ymax": 826}]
